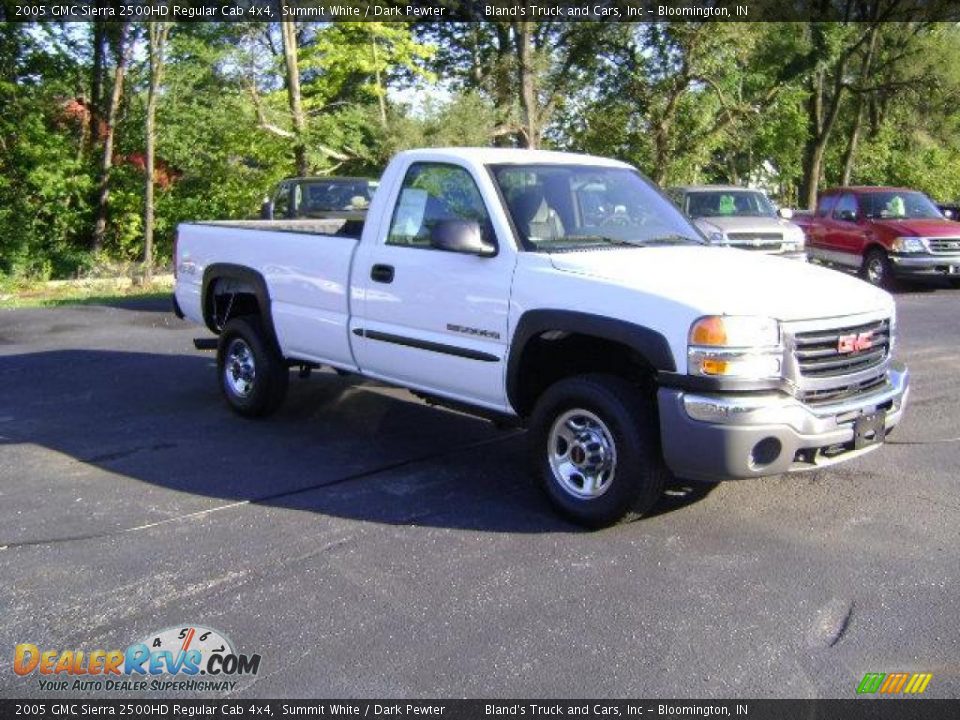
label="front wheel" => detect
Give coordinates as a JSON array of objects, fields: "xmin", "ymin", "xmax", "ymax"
[
  {"xmin": 861, "ymin": 248, "xmax": 895, "ymax": 288},
  {"xmin": 217, "ymin": 316, "xmax": 288, "ymax": 417},
  {"xmin": 528, "ymin": 374, "xmax": 667, "ymax": 528}
]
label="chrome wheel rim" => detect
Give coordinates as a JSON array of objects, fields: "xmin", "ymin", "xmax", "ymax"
[
  {"xmin": 225, "ymin": 338, "xmax": 256, "ymax": 398},
  {"xmin": 547, "ymin": 408, "xmax": 617, "ymax": 499},
  {"xmin": 867, "ymin": 257, "xmax": 884, "ymax": 284}
]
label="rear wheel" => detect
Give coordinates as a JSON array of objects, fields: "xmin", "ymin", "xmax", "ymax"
[
  {"xmin": 861, "ymin": 248, "xmax": 895, "ymax": 288},
  {"xmin": 217, "ymin": 316, "xmax": 288, "ymax": 417},
  {"xmin": 528, "ymin": 374, "xmax": 666, "ymax": 528}
]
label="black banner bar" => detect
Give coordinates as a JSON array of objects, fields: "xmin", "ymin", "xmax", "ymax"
[
  {"xmin": 3, "ymin": 0, "xmax": 960, "ymax": 23},
  {"xmin": 2, "ymin": 700, "xmax": 960, "ymax": 720}
]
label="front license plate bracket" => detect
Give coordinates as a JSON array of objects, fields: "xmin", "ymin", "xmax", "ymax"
[{"xmin": 853, "ymin": 411, "xmax": 886, "ymax": 449}]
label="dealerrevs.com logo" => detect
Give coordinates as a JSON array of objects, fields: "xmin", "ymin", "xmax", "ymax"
[{"xmin": 14, "ymin": 625, "xmax": 261, "ymax": 693}]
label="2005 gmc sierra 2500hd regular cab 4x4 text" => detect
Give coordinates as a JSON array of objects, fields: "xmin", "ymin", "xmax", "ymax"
[{"xmin": 173, "ymin": 148, "xmax": 909, "ymax": 527}]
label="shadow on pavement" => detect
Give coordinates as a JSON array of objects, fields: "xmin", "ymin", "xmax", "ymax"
[{"xmin": 0, "ymin": 349, "xmax": 712, "ymax": 540}]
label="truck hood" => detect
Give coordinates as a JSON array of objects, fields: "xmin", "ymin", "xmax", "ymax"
[
  {"xmin": 868, "ymin": 218, "xmax": 960, "ymax": 237},
  {"xmin": 549, "ymin": 246, "xmax": 892, "ymax": 321},
  {"xmin": 695, "ymin": 215, "xmax": 800, "ymax": 236}
]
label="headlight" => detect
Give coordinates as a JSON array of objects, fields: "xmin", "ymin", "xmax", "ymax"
[
  {"xmin": 688, "ymin": 316, "xmax": 782, "ymax": 379},
  {"xmin": 891, "ymin": 236, "xmax": 927, "ymax": 253}
]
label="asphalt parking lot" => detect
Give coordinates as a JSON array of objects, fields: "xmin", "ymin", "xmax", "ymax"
[{"xmin": 0, "ymin": 281, "xmax": 958, "ymax": 700}]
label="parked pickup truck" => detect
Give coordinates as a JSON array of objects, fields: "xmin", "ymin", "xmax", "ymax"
[
  {"xmin": 795, "ymin": 186, "xmax": 960, "ymax": 287},
  {"xmin": 665, "ymin": 185, "xmax": 807, "ymax": 260},
  {"xmin": 174, "ymin": 148, "xmax": 909, "ymax": 527}
]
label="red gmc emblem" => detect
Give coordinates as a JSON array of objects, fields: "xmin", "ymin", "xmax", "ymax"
[{"xmin": 838, "ymin": 331, "xmax": 874, "ymax": 354}]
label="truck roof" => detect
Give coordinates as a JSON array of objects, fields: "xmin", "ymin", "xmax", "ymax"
[
  {"xmin": 394, "ymin": 147, "xmax": 633, "ymax": 168},
  {"xmin": 670, "ymin": 185, "xmax": 763, "ymax": 193},
  {"xmin": 821, "ymin": 186, "xmax": 921, "ymax": 195},
  {"xmin": 281, "ymin": 176, "xmax": 376, "ymax": 183}
]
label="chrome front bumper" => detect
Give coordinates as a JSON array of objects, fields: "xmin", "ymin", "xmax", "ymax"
[
  {"xmin": 890, "ymin": 253, "xmax": 960, "ymax": 276},
  {"xmin": 658, "ymin": 365, "xmax": 909, "ymax": 482}
]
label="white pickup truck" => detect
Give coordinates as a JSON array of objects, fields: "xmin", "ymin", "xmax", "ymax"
[{"xmin": 174, "ymin": 148, "xmax": 909, "ymax": 527}]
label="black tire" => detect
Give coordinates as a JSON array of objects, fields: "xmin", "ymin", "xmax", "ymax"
[
  {"xmin": 528, "ymin": 373, "xmax": 667, "ymax": 529},
  {"xmin": 861, "ymin": 248, "xmax": 895, "ymax": 288},
  {"xmin": 217, "ymin": 316, "xmax": 288, "ymax": 417}
]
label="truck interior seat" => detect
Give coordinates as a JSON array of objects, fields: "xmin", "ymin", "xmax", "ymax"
[{"xmin": 509, "ymin": 186, "xmax": 565, "ymax": 243}]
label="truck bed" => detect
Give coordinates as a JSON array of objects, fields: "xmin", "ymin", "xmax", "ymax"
[
  {"xmin": 175, "ymin": 220, "xmax": 362, "ymax": 370},
  {"xmin": 197, "ymin": 218, "xmax": 364, "ymax": 238}
]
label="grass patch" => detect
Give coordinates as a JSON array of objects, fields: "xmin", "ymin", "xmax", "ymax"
[{"xmin": 0, "ymin": 275, "xmax": 174, "ymax": 309}]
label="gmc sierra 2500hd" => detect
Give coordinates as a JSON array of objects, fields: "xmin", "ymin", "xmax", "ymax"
[{"xmin": 173, "ymin": 148, "xmax": 909, "ymax": 527}]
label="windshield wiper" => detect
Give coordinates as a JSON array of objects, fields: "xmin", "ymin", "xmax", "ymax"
[
  {"xmin": 644, "ymin": 234, "xmax": 701, "ymax": 245},
  {"xmin": 561, "ymin": 235, "xmax": 640, "ymax": 247}
]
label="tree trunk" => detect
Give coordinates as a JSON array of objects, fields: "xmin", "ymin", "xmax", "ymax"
[
  {"xmin": 840, "ymin": 100, "xmax": 865, "ymax": 187},
  {"xmin": 279, "ymin": 12, "xmax": 308, "ymax": 176},
  {"xmin": 92, "ymin": 22, "xmax": 129, "ymax": 254},
  {"xmin": 841, "ymin": 26, "xmax": 879, "ymax": 187},
  {"xmin": 144, "ymin": 23, "xmax": 170, "ymax": 281},
  {"xmin": 90, "ymin": 22, "xmax": 106, "ymax": 135},
  {"xmin": 799, "ymin": 58, "xmax": 846, "ymax": 210},
  {"xmin": 513, "ymin": 22, "xmax": 538, "ymax": 149},
  {"xmin": 372, "ymin": 36, "xmax": 387, "ymax": 127}
]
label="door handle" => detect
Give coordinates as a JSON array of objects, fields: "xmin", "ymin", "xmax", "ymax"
[{"xmin": 370, "ymin": 264, "xmax": 394, "ymax": 284}]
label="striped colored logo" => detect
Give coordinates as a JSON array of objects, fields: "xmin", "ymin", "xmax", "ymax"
[{"xmin": 857, "ymin": 672, "xmax": 933, "ymax": 694}]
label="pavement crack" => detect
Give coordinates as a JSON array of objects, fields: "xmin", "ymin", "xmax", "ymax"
[
  {"xmin": 0, "ymin": 430, "xmax": 522, "ymax": 549},
  {"xmin": 888, "ymin": 437, "xmax": 960, "ymax": 445},
  {"xmin": 912, "ymin": 494, "xmax": 960, "ymax": 513}
]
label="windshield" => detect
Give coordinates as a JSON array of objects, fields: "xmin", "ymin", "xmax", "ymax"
[
  {"xmin": 300, "ymin": 180, "xmax": 375, "ymax": 213},
  {"xmin": 685, "ymin": 190, "xmax": 776, "ymax": 218},
  {"xmin": 859, "ymin": 191, "xmax": 943, "ymax": 220},
  {"xmin": 490, "ymin": 164, "xmax": 702, "ymax": 251}
]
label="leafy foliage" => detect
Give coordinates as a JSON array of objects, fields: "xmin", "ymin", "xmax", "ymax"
[{"xmin": 2, "ymin": 19, "xmax": 960, "ymax": 281}]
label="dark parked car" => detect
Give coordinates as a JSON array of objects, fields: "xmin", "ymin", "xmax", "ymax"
[{"xmin": 261, "ymin": 177, "xmax": 378, "ymax": 221}]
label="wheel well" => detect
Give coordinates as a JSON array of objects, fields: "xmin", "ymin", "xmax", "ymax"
[
  {"xmin": 864, "ymin": 243, "xmax": 888, "ymax": 259},
  {"xmin": 204, "ymin": 277, "xmax": 262, "ymax": 333},
  {"xmin": 513, "ymin": 332, "xmax": 657, "ymax": 417}
]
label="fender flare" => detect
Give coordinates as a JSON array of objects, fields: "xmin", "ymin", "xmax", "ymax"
[
  {"xmin": 201, "ymin": 263, "xmax": 277, "ymax": 345},
  {"xmin": 506, "ymin": 309, "xmax": 677, "ymax": 413}
]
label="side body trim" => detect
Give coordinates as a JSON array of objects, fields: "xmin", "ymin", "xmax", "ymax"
[{"xmin": 352, "ymin": 328, "xmax": 500, "ymax": 363}]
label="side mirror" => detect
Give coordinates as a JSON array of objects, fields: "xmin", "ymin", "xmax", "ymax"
[
  {"xmin": 429, "ymin": 220, "xmax": 496, "ymax": 256},
  {"xmin": 260, "ymin": 199, "xmax": 274, "ymax": 220},
  {"xmin": 838, "ymin": 209, "xmax": 858, "ymax": 222},
  {"xmin": 778, "ymin": 207, "xmax": 794, "ymax": 219}
]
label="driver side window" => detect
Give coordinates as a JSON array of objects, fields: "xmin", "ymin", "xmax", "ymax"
[
  {"xmin": 273, "ymin": 183, "xmax": 291, "ymax": 219},
  {"xmin": 833, "ymin": 194, "xmax": 858, "ymax": 221},
  {"xmin": 386, "ymin": 163, "xmax": 491, "ymax": 249}
]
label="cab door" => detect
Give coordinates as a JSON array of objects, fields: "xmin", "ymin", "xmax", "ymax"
[
  {"xmin": 830, "ymin": 193, "xmax": 867, "ymax": 264},
  {"xmin": 351, "ymin": 162, "xmax": 516, "ymax": 411},
  {"xmin": 805, "ymin": 194, "xmax": 835, "ymax": 253}
]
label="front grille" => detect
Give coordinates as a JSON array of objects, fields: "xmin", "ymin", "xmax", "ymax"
[
  {"xmin": 793, "ymin": 319, "xmax": 890, "ymax": 378},
  {"xmin": 726, "ymin": 232, "xmax": 783, "ymax": 251},
  {"xmin": 799, "ymin": 374, "xmax": 887, "ymax": 406},
  {"xmin": 927, "ymin": 237, "xmax": 960, "ymax": 254}
]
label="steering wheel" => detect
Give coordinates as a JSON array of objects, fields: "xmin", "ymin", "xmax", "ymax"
[{"xmin": 599, "ymin": 210, "xmax": 632, "ymax": 227}]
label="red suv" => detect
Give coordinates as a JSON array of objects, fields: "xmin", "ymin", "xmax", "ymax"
[{"xmin": 796, "ymin": 186, "xmax": 960, "ymax": 287}]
